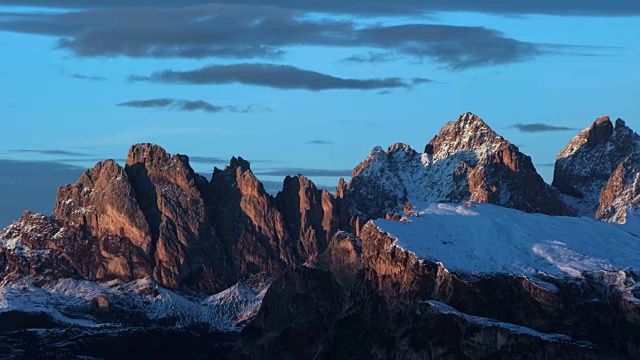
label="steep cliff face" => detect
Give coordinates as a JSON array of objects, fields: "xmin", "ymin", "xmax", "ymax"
[
  {"xmin": 275, "ymin": 175, "xmax": 339, "ymax": 263},
  {"xmin": 124, "ymin": 144, "xmax": 234, "ymax": 293},
  {"xmin": 0, "ymin": 211, "xmax": 152, "ymax": 282},
  {"xmin": 339, "ymin": 113, "xmax": 573, "ymax": 223},
  {"xmin": 596, "ymin": 153, "xmax": 640, "ymax": 225},
  {"xmin": 554, "ymin": 117, "xmax": 640, "ymax": 216},
  {"xmin": 209, "ymin": 157, "xmax": 297, "ymax": 278}
]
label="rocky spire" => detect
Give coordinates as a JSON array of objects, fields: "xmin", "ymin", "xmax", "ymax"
[
  {"xmin": 275, "ymin": 175, "xmax": 339, "ymax": 264},
  {"xmin": 209, "ymin": 157, "xmax": 298, "ymax": 278},
  {"xmin": 553, "ymin": 116, "xmax": 640, "ymax": 216}
]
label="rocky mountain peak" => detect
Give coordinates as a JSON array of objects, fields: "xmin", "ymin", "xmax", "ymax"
[
  {"xmin": 340, "ymin": 113, "xmax": 572, "ymax": 223},
  {"xmin": 553, "ymin": 116, "xmax": 640, "ymax": 216},
  {"xmin": 429, "ymin": 112, "xmax": 506, "ymax": 161}
]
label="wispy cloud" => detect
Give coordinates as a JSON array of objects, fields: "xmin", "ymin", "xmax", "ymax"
[
  {"xmin": 536, "ymin": 163, "xmax": 556, "ymax": 168},
  {"xmin": 60, "ymin": 70, "xmax": 107, "ymax": 81},
  {"xmin": 130, "ymin": 63, "xmax": 432, "ymax": 91},
  {"xmin": 306, "ymin": 140, "xmax": 334, "ymax": 145},
  {"xmin": 341, "ymin": 52, "xmax": 402, "ymax": 64},
  {"xmin": 117, "ymin": 98, "xmax": 271, "ymax": 113},
  {"xmin": 7, "ymin": 149, "xmax": 92, "ymax": 157},
  {"xmin": 254, "ymin": 167, "xmax": 352, "ymax": 177},
  {"xmin": 509, "ymin": 123, "xmax": 577, "ymax": 133}
]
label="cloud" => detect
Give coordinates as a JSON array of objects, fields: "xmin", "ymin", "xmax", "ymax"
[
  {"xmin": 130, "ymin": 63, "xmax": 431, "ymax": 91},
  {"xmin": 342, "ymin": 52, "xmax": 401, "ymax": 64},
  {"xmin": 536, "ymin": 163, "xmax": 556, "ymax": 168},
  {"xmin": 188, "ymin": 156, "xmax": 229, "ymax": 165},
  {"xmin": 509, "ymin": 123, "xmax": 578, "ymax": 133},
  {"xmin": 306, "ymin": 140, "xmax": 334, "ymax": 145},
  {"xmin": 254, "ymin": 168, "xmax": 352, "ymax": 177},
  {"xmin": 117, "ymin": 98, "xmax": 270, "ymax": 113},
  {"xmin": 0, "ymin": 159, "xmax": 84, "ymax": 227},
  {"xmin": 0, "ymin": 1, "xmax": 639, "ymax": 17},
  {"xmin": 61, "ymin": 71, "xmax": 107, "ymax": 81},
  {"xmin": 0, "ymin": 6, "xmax": 550, "ymax": 69},
  {"xmin": 7, "ymin": 149, "xmax": 92, "ymax": 157},
  {"xmin": 53, "ymin": 157, "xmax": 128, "ymax": 163}
]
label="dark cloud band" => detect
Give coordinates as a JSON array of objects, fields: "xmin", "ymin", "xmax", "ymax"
[
  {"xmin": 306, "ymin": 140, "xmax": 334, "ymax": 145},
  {"xmin": 0, "ymin": 0, "xmax": 638, "ymax": 17},
  {"xmin": 254, "ymin": 168, "xmax": 352, "ymax": 177},
  {"xmin": 129, "ymin": 63, "xmax": 431, "ymax": 91},
  {"xmin": 0, "ymin": 6, "xmax": 548, "ymax": 69},
  {"xmin": 117, "ymin": 98, "xmax": 271, "ymax": 113},
  {"xmin": 7, "ymin": 149, "xmax": 92, "ymax": 157},
  {"xmin": 509, "ymin": 123, "xmax": 578, "ymax": 133}
]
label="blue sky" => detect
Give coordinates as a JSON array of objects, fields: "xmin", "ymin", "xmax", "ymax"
[{"xmin": 0, "ymin": 2, "xmax": 639, "ymax": 225}]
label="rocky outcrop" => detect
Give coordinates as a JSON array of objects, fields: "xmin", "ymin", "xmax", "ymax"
[
  {"xmin": 276, "ymin": 175, "xmax": 339, "ymax": 263},
  {"xmin": 339, "ymin": 113, "xmax": 573, "ymax": 222},
  {"xmin": 554, "ymin": 116, "xmax": 640, "ymax": 216},
  {"xmin": 54, "ymin": 160, "xmax": 153, "ymax": 256},
  {"xmin": 596, "ymin": 153, "xmax": 640, "ymax": 224},
  {"xmin": 0, "ymin": 211, "xmax": 151, "ymax": 282}
]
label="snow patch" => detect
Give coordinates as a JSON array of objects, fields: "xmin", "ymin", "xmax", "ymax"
[{"xmin": 0, "ymin": 276, "xmax": 271, "ymax": 332}]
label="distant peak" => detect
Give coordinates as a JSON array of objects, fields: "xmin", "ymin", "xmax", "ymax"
[
  {"xmin": 615, "ymin": 118, "xmax": 627, "ymax": 129},
  {"xmin": 227, "ymin": 156, "xmax": 251, "ymax": 171}
]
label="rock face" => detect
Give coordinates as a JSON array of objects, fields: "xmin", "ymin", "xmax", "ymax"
[
  {"xmin": 124, "ymin": 144, "xmax": 234, "ymax": 293},
  {"xmin": 596, "ymin": 153, "xmax": 640, "ymax": 224},
  {"xmin": 554, "ymin": 116, "xmax": 640, "ymax": 216},
  {"xmin": 339, "ymin": 113, "xmax": 573, "ymax": 223},
  {"xmin": 1, "ymin": 145, "xmax": 339, "ymax": 294},
  {"xmin": 209, "ymin": 157, "xmax": 296, "ymax": 278},
  {"xmin": 276, "ymin": 175, "xmax": 339, "ymax": 264}
]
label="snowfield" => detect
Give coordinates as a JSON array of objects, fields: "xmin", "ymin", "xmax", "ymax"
[
  {"xmin": 374, "ymin": 202, "xmax": 640, "ymax": 279},
  {"xmin": 0, "ymin": 276, "xmax": 270, "ymax": 332}
]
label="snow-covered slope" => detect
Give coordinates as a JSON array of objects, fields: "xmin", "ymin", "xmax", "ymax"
[
  {"xmin": 374, "ymin": 202, "xmax": 640, "ymax": 280},
  {"xmin": 0, "ymin": 275, "xmax": 272, "ymax": 332}
]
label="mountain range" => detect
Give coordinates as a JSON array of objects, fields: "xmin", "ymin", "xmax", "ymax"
[{"xmin": 2, "ymin": 113, "xmax": 640, "ymax": 359}]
